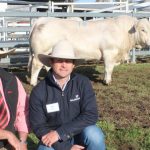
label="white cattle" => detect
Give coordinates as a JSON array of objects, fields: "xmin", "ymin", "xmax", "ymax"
[{"xmin": 28, "ymin": 15, "xmax": 150, "ymax": 86}]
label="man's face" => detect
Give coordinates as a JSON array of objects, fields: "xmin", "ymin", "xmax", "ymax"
[{"xmin": 50, "ymin": 58, "xmax": 75, "ymax": 79}]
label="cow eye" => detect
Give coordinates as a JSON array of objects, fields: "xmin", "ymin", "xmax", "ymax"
[{"xmin": 141, "ymin": 29, "xmax": 146, "ymax": 32}]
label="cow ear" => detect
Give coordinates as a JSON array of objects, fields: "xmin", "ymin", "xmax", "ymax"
[{"xmin": 129, "ymin": 26, "xmax": 136, "ymax": 34}]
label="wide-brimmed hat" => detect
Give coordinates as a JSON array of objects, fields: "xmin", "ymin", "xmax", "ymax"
[
  {"xmin": 0, "ymin": 49, "xmax": 15, "ymax": 58},
  {"xmin": 38, "ymin": 40, "xmax": 83, "ymax": 67}
]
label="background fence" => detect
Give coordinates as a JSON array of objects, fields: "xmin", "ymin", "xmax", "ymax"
[{"xmin": 0, "ymin": 0, "xmax": 150, "ymax": 68}]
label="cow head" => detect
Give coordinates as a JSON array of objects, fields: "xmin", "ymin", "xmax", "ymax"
[{"xmin": 134, "ymin": 18, "xmax": 150, "ymax": 48}]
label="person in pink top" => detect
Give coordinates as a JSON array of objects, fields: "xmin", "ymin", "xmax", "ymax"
[{"xmin": 0, "ymin": 49, "xmax": 29, "ymax": 150}]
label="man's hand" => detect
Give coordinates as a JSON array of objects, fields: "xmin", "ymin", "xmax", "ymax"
[
  {"xmin": 7, "ymin": 132, "xmax": 21, "ymax": 150},
  {"xmin": 71, "ymin": 145, "xmax": 85, "ymax": 150},
  {"xmin": 42, "ymin": 130, "xmax": 59, "ymax": 147}
]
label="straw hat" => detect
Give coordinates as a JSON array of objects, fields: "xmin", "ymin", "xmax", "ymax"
[
  {"xmin": 0, "ymin": 49, "xmax": 15, "ymax": 58},
  {"xmin": 38, "ymin": 40, "xmax": 83, "ymax": 67}
]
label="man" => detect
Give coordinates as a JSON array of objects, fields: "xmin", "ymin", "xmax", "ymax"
[
  {"xmin": 0, "ymin": 49, "xmax": 29, "ymax": 150},
  {"xmin": 29, "ymin": 40, "xmax": 105, "ymax": 150}
]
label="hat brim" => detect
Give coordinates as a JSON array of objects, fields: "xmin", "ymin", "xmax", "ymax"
[
  {"xmin": 38, "ymin": 54, "xmax": 84, "ymax": 67},
  {"xmin": 0, "ymin": 49, "xmax": 15, "ymax": 58}
]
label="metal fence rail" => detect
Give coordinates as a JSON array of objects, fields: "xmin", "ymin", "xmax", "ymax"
[
  {"xmin": 1, "ymin": 11, "xmax": 150, "ymax": 47},
  {"xmin": 0, "ymin": 2, "xmax": 150, "ymax": 67}
]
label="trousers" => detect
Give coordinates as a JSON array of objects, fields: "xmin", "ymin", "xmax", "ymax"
[{"xmin": 37, "ymin": 125, "xmax": 105, "ymax": 150}]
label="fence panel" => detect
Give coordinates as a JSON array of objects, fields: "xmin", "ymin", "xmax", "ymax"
[{"xmin": 0, "ymin": 1, "xmax": 150, "ymax": 68}]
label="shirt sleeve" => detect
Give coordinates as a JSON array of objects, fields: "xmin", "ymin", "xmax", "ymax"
[
  {"xmin": 14, "ymin": 77, "xmax": 30, "ymax": 133},
  {"xmin": 29, "ymin": 86, "xmax": 51, "ymax": 139}
]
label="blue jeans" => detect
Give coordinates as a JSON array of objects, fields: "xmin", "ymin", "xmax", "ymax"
[{"xmin": 37, "ymin": 125, "xmax": 105, "ymax": 150}]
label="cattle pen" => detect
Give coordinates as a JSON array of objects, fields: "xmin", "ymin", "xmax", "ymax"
[{"xmin": 0, "ymin": 0, "xmax": 150, "ymax": 68}]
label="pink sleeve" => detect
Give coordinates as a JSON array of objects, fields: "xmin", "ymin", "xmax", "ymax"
[{"xmin": 14, "ymin": 77, "xmax": 30, "ymax": 133}]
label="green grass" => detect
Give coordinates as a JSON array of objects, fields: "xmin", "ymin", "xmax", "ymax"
[{"xmin": 97, "ymin": 121, "xmax": 150, "ymax": 150}]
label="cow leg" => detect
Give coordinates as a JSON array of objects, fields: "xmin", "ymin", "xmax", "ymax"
[
  {"xmin": 30, "ymin": 57, "xmax": 43, "ymax": 86},
  {"xmin": 104, "ymin": 62, "xmax": 115, "ymax": 85},
  {"xmin": 103, "ymin": 49, "xmax": 117, "ymax": 85}
]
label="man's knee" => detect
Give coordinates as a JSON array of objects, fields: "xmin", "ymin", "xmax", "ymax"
[{"xmin": 83, "ymin": 125, "xmax": 105, "ymax": 143}]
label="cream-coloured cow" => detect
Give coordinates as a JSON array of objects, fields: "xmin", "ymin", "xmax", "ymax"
[{"xmin": 28, "ymin": 15, "xmax": 150, "ymax": 86}]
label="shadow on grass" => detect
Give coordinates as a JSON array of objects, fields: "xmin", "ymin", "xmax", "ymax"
[
  {"xmin": 75, "ymin": 65, "xmax": 104, "ymax": 84},
  {"xmin": 9, "ymin": 64, "xmax": 105, "ymax": 85}
]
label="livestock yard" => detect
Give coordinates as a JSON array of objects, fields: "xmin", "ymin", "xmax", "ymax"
[
  {"xmin": 12, "ymin": 59, "xmax": 150, "ymax": 150},
  {"xmin": 1, "ymin": 0, "xmax": 150, "ymax": 150}
]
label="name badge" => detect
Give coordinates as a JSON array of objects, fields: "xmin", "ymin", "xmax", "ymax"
[{"xmin": 46, "ymin": 103, "xmax": 59, "ymax": 113}]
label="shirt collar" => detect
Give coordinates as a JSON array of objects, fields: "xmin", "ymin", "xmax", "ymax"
[{"xmin": 52, "ymin": 74, "xmax": 70, "ymax": 91}]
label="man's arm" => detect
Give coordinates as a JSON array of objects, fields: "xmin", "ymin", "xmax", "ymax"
[
  {"xmin": 29, "ymin": 87, "xmax": 52, "ymax": 139},
  {"xmin": 15, "ymin": 78, "xmax": 29, "ymax": 150},
  {"xmin": 18, "ymin": 131, "xmax": 28, "ymax": 150},
  {"xmin": 0, "ymin": 129, "xmax": 20, "ymax": 149},
  {"xmin": 14, "ymin": 78, "xmax": 30, "ymax": 133}
]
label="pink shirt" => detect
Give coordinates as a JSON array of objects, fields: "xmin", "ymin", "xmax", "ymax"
[{"xmin": 0, "ymin": 77, "xmax": 29, "ymax": 133}]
